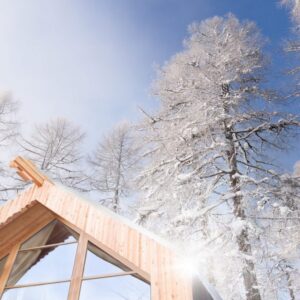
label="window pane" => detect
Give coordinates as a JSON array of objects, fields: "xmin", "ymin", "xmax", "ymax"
[
  {"xmin": 80, "ymin": 275, "xmax": 151, "ymax": 300},
  {"xmin": 0, "ymin": 256, "xmax": 7, "ymax": 277},
  {"xmin": 2, "ymin": 282, "xmax": 70, "ymax": 300},
  {"xmin": 84, "ymin": 242, "xmax": 131, "ymax": 276},
  {"xmin": 21, "ymin": 220, "xmax": 78, "ymax": 250},
  {"xmin": 7, "ymin": 243, "xmax": 77, "ymax": 286}
]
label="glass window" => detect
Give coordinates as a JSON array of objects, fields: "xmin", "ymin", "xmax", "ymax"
[
  {"xmin": 21, "ymin": 220, "xmax": 78, "ymax": 250},
  {"xmin": 1, "ymin": 221, "xmax": 151, "ymax": 300},
  {"xmin": 80, "ymin": 275, "xmax": 151, "ymax": 300},
  {"xmin": 0, "ymin": 256, "xmax": 7, "ymax": 277},
  {"xmin": 7, "ymin": 243, "xmax": 77, "ymax": 286},
  {"xmin": 2, "ymin": 220, "xmax": 79, "ymax": 300},
  {"xmin": 81, "ymin": 242, "xmax": 150, "ymax": 300},
  {"xmin": 83, "ymin": 242, "xmax": 130, "ymax": 276},
  {"xmin": 2, "ymin": 282, "xmax": 70, "ymax": 300}
]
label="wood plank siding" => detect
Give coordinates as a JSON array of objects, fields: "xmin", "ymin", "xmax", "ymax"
[{"xmin": 0, "ymin": 181, "xmax": 193, "ymax": 299}]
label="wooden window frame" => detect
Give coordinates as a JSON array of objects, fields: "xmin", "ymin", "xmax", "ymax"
[
  {"xmin": 0, "ymin": 219, "xmax": 80, "ymax": 299},
  {"xmin": 0, "ymin": 218, "xmax": 151, "ymax": 300},
  {"xmin": 19, "ymin": 240, "xmax": 77, "ymax": 252},
  {"xmin": 4, "ymin": 271, "xmax": 139, "ymax": 290},
  {"xmin": 55, "ymin": 216, "xmax": 151, "ymax": 282},
  {"xmin": 0, "ymin": 244, "xmax": 19, "ymax": 298},
  {"xmin": 5, "ymin": 279, "xmax": 71, "ymax": 289}
]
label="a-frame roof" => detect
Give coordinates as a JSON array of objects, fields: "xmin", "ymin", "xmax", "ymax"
[{"xmin": 0, "ymin": 157, "xmax": 221, "ymax": 300}]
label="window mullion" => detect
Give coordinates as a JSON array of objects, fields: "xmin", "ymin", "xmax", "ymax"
[
  {"xmin": 68, "ymin": 232, "xmax": 88, "ymax": 300},
  {"xmin": 0, "ymin": 243, "xmax": 20, "ymax": 297},
  {"xmin": 20, "ymin": 240, "xmax": 77, "ymax": 252},
  {"xmin": 5, "ymin": 278, "xmax": 71, "ymax": 289},
  {"xmin": 82, "ymin": 271, "xmax": 136, "ymax": 281}
]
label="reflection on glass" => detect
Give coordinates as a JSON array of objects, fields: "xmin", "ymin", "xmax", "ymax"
[
  {"xmin": 80, "ymin": 275, "xmax": 151, "ymax": 300},
  {"xmin": 2, "ymin": 282, "xmax": 70, "ymax": 300},
  {"xmin": 0, "ymin": 256, "xmax": 7, "ymax": 277},
  {"xmin": 84, "ymin": 242, "xmax": 130, "ymax": 276},
  {"xmin": 7, "ymin": 243, "xmax": 77, "ymax": 286},
  {"xmin": 21, "ymin": 220, "xmax": 78, "ymax": 250}
]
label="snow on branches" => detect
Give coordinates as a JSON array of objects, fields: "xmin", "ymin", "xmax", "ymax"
[{"xmin": 137, "ymin": 14, "xmax": 300, "ymax": 300}]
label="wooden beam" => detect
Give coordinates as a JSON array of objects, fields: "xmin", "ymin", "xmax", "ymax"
[
  {"xmin": 0, "ymin": 244, "xmax": 19, "ymax": 296},
  {"xmin": 68, "ymin": 233, "xmax": 88, "ymax": 300},
  {"xmin": 10, "ymin": 156, "xmax": 53, "ymax": 187},
  {"xmin": 55, "ymin": 215, "xmax": 151, "ymax": 282},
  {"xmin": 82, "ymin": 271, "xmax": 136, "ymax": 281},
  {"xmin": 5, "ymin": 279, "xmax": 71, "ymax": 289},
  {"xmin": 0, "ymin": 204, "xmax": 55, "ymax": 260},
  {"xmin": 19, "ymin": 241, "xmax": 77, "ymax": 252}
]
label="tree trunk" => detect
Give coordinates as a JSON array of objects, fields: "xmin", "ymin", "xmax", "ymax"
[
  {"xmin": 226, "ymin": 127, "xmax": 261, "ymax": 300},
  {"xmin": 286, "ymin": 270, "xmax": 295, "ymax": 300},
  {"xmin": 112, "ymin": 188, "xmax": 119, "ymax": 213},
  {"xmin": 222, "ymin": 84, "xmax": 261, "ymax": 300},
  {"xmin": 112, "ymin": 136, "xmax": 125, "ymax": 213}
]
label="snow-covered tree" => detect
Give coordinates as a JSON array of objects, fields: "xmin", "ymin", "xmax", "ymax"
[
  {"xmin": 262, "ymin": 163, "xmax": 300, "ymax": 300},
  {"xmin": 280, "ymin": 0, "xmax": 300, "ymax": 25},
  {"xmin": 276, "ymin": 4, "xmax": 300, "ymax": 296},
  {"xmin": 88, "ymin": 122, "xmax": 141, "ymax": 213},
  {"xmin": 137, "ymin": 14, "xmax": 300, "ymax": 300},
  {"xmin": 20, "ymin": 118, "xmax": 87, "ymax": 191},
  {"xmin": 280, "ymin": 0, "xmax": 300, "ymax": 99},
  {"xmin": 0, "ymin": 93, "xmax": 19, "ymax": 201},
  {"xmin": 0, "ymin": 92, "xmax": 18, "ymax": 148}
]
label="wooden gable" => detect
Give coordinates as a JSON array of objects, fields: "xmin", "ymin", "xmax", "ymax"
[{"xmin": 0, "ymin": 157, "xmax": 194, "ymax": 300}]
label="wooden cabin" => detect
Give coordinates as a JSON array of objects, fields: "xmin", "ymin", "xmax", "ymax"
[{"xmin": 0, "ymin": 157, "xmax": 219, "ymax": 300}]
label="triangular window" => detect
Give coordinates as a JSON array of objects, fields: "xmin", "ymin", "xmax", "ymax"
[
  {"xmin": 80, "ymin": 242, "xmax": 151, "ymax": 300},
  {"xmin": 0, "ymin": 220, "xmax": 151, "ymax": 300},
  {"xmin": 2, "ymin": 220, "xmax": 78, "ymax": 300},
  {"xmin": 83, "ymin": 242, "xmax": 130, "ymax": 276},
  {"xmin": 20, "ymin": 220, "xmax": 78, "ymax": 250}
]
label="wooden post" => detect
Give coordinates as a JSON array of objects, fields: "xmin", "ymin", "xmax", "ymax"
[
  {"xmin": 0, "ymin": 244, "xmax": 19, "ymax": 297},
  {"xmin": 68, "ymin": 233, "xmax": 88, "ymax": 300}
]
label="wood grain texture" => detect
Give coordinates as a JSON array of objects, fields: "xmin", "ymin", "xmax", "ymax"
[
  {"xmin": 0, "ymin": 244, "xmax": 19, "ymax": 296},
  {"xmin": 10, "ymin": 156, "xmax": 52, "ymax": 187},
  {"xmin": 68, "ymin": 233, "xmax": 88, "ymax": 300},
  {"xmin": 0, "ymin": 181, "xmax": 193, "ymax": 299},
  {"xmin": 0, "ymin": 202, "xmax": 54, "ymax": 260}
]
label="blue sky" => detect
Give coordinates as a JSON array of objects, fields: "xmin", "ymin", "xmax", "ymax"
[{"xmin": 0, "ymin": 0, "xmax": 298, "ymax": 169}]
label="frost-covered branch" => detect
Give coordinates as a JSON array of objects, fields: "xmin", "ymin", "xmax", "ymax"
[{"xmin": 20, "ymin": 118, "xmax": 87, "ymax": 191}]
